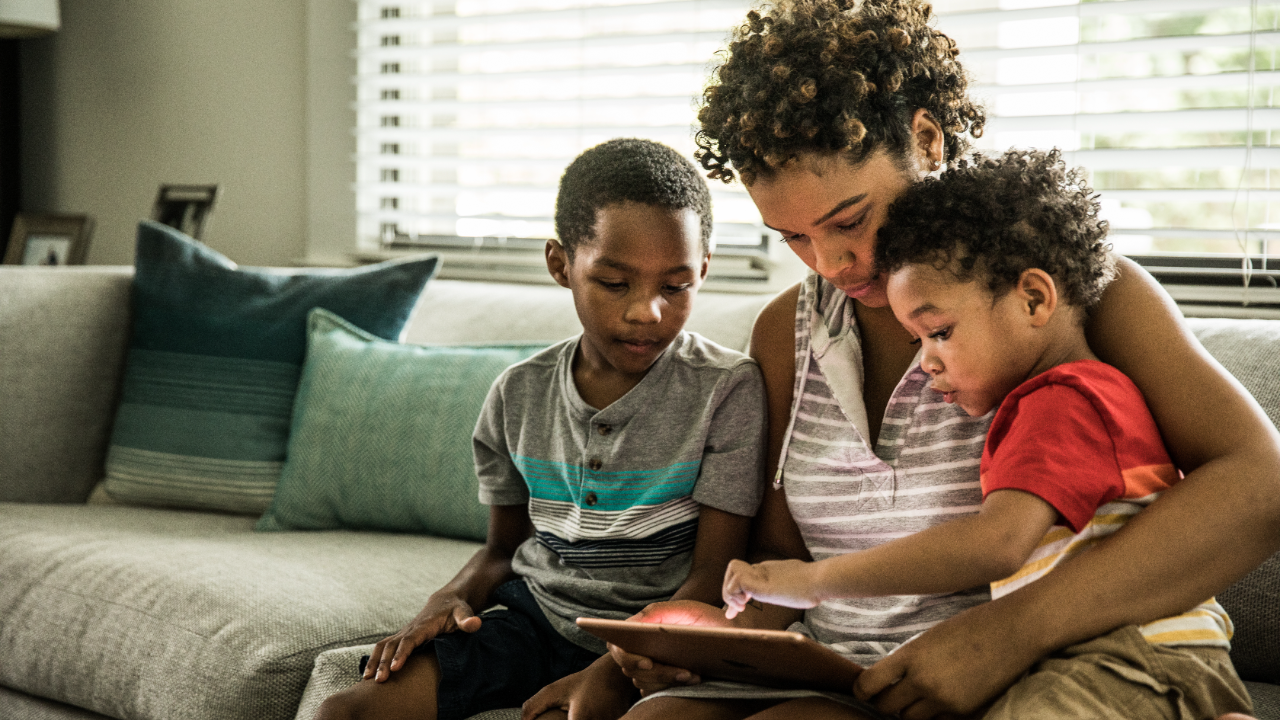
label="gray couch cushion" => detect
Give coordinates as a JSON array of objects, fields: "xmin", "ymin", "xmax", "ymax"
[
  {"xmin": 406, "ymin": 279, "xmax": 771, "ymax": 353},
  {"xmin": 1189, "ymin": 317, "xmax": 1280, "ymax": 431},
  {"xmin": 1188, "ymin": 318, "xmax": 1280, "ymax": 687},
  {"xmin": 1248, "ymin": 680, "xmax": 1280, "ymax": 720},
  {"xmin": 0, "ymin": 685, "xmax": 113, "ymax": 720},
  {"xmin": 1222, "ymin": 552, "xmax": 1280, "ymax": 685},
  {"xmin": 0, "ymin": 503, "xmax": 481, "ymax": 720},
  {"xmin": 0, "ymin": 267, "xmax": 132, "ymax": 503}
]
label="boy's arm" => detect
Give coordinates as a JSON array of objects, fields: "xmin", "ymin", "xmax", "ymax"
[
  {"xmin": 364, "ymin": 503, "xmax": 533, "ymax": 681},
  {"xmin": 673, "ymin": 506, "xmax": 752, "ymax": 603},
  {"xmin": 724, "ymin": 490, "xmax": 1057, "ymax": 615}
]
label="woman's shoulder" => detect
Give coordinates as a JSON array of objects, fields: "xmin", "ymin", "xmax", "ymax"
[{"xmin": 749, "ymin": 282, "xmax": 801, "ymax": 362}]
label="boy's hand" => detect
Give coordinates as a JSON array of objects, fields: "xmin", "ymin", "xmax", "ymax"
[
  {"xmin": 522, "ymin": 654, "xmax": 636, "ymax": 720},
  {"xmin": 722, "ymin": 558, "xmax": 820, "ymax": 618},
  {"xmin": 363, "ymin": 593, "xmax": 482, "ymax": 683},
  {"xmin": 608, "ymin": 600, "xmax": 725, "ymax": 695}
]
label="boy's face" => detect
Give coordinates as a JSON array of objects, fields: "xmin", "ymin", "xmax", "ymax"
[
  {"xmin": 887, "ymin": 263, "xmax": 1043, "ymax": 417},
  {"xmin": 547, "ymin": 201, "xmax": 709, "ymax": 379}
]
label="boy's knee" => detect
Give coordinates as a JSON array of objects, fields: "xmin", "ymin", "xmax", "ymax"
[{"xmin": 314, "ymin": 684, "xmax": 370, "ymax": 720}]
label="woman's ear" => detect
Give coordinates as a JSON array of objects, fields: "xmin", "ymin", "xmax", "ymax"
[
  {"xmin": 545, "ymin": 239, "xmax": 572, "ymax": 289},
  {"xmin": 910, "ymin": 108, "xmax": 945, "ymax": 172},
  {"xmin": 1017, "ymin": 268, "xmax": 1058, "ymax": 327}
]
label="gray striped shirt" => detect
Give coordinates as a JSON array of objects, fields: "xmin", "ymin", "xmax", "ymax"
[{"xmin": 780, "ymin": 273, "xmax": 993, "ymax": 666}]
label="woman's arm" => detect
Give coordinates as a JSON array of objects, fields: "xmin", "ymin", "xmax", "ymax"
[
  {"xmin": 747, "ymin": 283, "xmax": 812, "ymax": 567},
  {"xmin": 1084, "ymin": 256, "xmax": 1280, "ymax": 610},
  {"xmin": 856, "ymin": 258, "xmax": 1280, "ymax": 718},
  {"xmin": 738, "ymin": 284, "xmax": 811, "ymax": 633}
]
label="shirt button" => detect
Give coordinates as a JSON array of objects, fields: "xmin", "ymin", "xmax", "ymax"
[
  {"xmin": 588, "ymin": 458, "xmax": 602, "ymax": 471},
  {"xmin": 585, "ymin": 492, "xmax": 599, "ymax": 506},
  {"xmin": 597, "ymin": 424, "xmax": 612, "ymax": 436}
]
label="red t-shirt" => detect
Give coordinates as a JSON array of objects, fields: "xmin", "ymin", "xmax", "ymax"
[{"xmin": 980, "ymin": 360, "xmax": 1179, "ymax": 533}]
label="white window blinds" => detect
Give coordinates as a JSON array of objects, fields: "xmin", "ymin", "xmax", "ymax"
[
  {"xmin": 934, "ymin": 0, "xmax": 1279, "ymax": 315},
  {"xmin": 354, "ymin": 0, "xmax": 782, "ymax": 288},
  {"xmin": 355, "ymin": 0, "xmax": 1279, "ymax": 312}
]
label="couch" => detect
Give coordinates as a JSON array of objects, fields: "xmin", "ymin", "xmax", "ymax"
[{"xmin": 1, "ymin": 265, "xmax": 1278, "ymax": 720}]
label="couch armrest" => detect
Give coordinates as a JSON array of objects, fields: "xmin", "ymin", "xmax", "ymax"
[{"xmin": 0, "ymin": 267, "xmax": 133, "ymax": 502}]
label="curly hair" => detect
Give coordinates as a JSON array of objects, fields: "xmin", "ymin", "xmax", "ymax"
[
  {"xmin": 875, "ymin": 148, "xmax": 1115, "ymax": 309},
  {"xmin": 554, "ymin": 138, "xmax": 713, "ymax": 259},
  {"xmin": 695, "ymin": 0, "xmax": 985, "ymax": 185}
]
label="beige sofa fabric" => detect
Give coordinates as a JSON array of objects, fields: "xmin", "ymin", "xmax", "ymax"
[
  {"xmin": 0, "ymin": 503, "xmax": 482, "ymax": 720},
  {"xmin": 0, "ymin": 686, "xmax": 113, "ymax": 720},
  {"xmin": 405, "ymin": 279, "xmax": 770, "ymax": 353},
  {"xmin": 0, "ymin": 267, "xmax": 132, "ymax": 503}
]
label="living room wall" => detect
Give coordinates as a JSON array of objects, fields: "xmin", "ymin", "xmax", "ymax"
[{"xmin": 19, "ymin": 0, "xmax": 356, "ymax": 268}]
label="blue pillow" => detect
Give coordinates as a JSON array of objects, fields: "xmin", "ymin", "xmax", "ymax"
[
  {"xmin": 102, "ymin": 221, "xmax": 438, "ymax": 514},
  {"xmin": 256, "ymin": 309, "xmax": 546, "ymax": 539}
]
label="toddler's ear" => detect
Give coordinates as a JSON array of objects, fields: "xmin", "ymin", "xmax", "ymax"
[
  {"xmin": 545, "ymin": 239, "xmax": 572, "ymax": 289},
  {"xmin": 1018, "ymin": 268, "xmax": 1058, "ymax": 326},
  {"xmin": 699, "ymin": 253, "xmax": 711, "ymax": 282}
]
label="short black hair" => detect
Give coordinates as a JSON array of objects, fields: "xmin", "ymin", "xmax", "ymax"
[
  {"xmin": 875, "ymin": 148, "xmax": 1115, "ymax": 309},
  {"xmin": 554, "ymin": 138, "xmax": 714, "ymax": 259}
]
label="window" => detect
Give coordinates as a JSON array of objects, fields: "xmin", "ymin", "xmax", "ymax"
[
  {"xmin": 354, "ymin": 0, "xmax": 780, "ymax": 288},
  {"xmin": 934, "ymin": 0, "xmax": 1280, "ymax": 317},
  {"xmin": 354, "ymin": 0, "xmax": 1278, "ymax": 311}
]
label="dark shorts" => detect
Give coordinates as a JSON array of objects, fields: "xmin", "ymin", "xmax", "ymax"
[{"xmin": 363, "ymin": 579, "xmax": 601, "ymax": 720}]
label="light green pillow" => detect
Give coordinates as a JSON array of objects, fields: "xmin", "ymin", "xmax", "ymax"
[{"xmin": 256, "ymin": 308, "xmax": 547, "ymax": 539}]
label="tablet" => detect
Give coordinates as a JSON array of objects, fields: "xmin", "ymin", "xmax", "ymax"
[{"xmin": 576, "ymin": 617, "xmax": 863, "ymax": 693}]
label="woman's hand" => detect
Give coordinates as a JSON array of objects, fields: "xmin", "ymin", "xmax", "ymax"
[
  {"xmin": 855, "ymin": 596, "xmax": 1044, "ymax": 719},
  {"xmin": 722, "ymin": 558, "xmax": 820, "ymax": 618},
  {"xmin": 362, "ymin": 592, "xmax": 483, "ymax": 682},
  {"xmin": 607, "ymin": 600, "xmax": 730, "ymax": 695}
]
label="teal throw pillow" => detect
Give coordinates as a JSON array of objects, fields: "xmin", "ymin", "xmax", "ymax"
[
  {"xmin": 256, "ymin": 308, "xmax": 547, "ymax": 539},
  {"xmin": 103, "ymin": 222, "xmax": 438, "ymax": 514}
]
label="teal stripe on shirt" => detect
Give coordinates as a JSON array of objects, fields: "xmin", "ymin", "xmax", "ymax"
[{"xmin": 512, "ymin": 455, "xmax": 701, "ymax": 510}]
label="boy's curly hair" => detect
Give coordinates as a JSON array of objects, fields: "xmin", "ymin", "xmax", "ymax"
[
  {"xmin": 695, "ymin": 0, "xmax": 984, "ymax": 185},
  {"xmin": 555, "ymin": 138, "xmax": 713, "ymax": 259},
  {"xmin": 875, "ymin": 148, "xmax": 1115, "ymax": 309}
]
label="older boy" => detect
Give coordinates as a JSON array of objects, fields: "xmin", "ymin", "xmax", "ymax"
[
  {"xmin": 317, "ymin": 138, "xmax": 765, "ymax": 720},
  {"xmin": 721, "ymin": 149, "xmax": 1251, "ymax": 719}
]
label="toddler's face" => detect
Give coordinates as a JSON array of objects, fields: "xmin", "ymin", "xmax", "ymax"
[
  {"xmin": 887, "ymin": 263, "xmax": 1041, "ymax": 417},
  {"xmin": 559, "ymin": 201, "xmax": 708, "ymax": 378}
]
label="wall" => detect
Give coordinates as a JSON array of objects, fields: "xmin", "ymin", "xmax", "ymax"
[{"xmin": 19, "ymin": 0, "xmax": 356, "ymax": 267}]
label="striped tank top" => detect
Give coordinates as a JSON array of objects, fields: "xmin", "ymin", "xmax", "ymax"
[{"xmin": 778, "ymin": 273, "xmax": 994, "ymax": 665}]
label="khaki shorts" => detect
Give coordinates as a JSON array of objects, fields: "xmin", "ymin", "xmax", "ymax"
[{"xmin": 984, "ymin": 625, "xmax": 1253, "ymax": 720}]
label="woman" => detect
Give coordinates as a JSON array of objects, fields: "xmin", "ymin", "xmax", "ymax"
[{"xmin": 610, "ymin": 0, "xmax": 1280, "ymax": 717}]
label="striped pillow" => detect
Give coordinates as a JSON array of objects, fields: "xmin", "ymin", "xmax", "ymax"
[{"xmin": 102, "ymin": 222, "xmax": 438, "ymax": 514}]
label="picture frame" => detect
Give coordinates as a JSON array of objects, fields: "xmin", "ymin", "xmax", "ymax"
[
  {"xmin": 2, "ymin": 212, "xmax": 95, "ymax": 266},
  {"xmin": 152, "ymin": 184, "xmax": 219, "ymax": 240}
]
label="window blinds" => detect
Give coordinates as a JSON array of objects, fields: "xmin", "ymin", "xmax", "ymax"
[
  {"xmin": 355, "ymin": 0, "xmax": 776, "ymax": 286},
  {"xmin": 355, "ymin": 0, "xmax": 1279, "ymax": 309},
  {"xmin": 941, "ymin": 0, "xmax": 1279, "ymax": 313}
]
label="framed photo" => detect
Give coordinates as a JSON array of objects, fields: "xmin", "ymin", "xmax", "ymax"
[
  {"xmin": 2, "ymin": 213, "xmax": 95, "ymax": 266},
  {"xmin": 152, "ymin": 184, "xmax": 218, "ymax": 240}
]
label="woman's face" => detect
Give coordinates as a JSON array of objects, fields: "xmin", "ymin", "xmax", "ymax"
[
  {"xmin": 743, "ymin": 110, "xmax": 943, "ymax": 308},
  {"xmin": 746, "ymin": 149, "xmax": 919, "ymax": 309}
]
